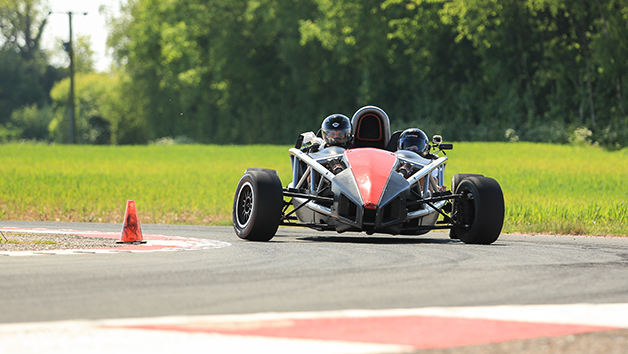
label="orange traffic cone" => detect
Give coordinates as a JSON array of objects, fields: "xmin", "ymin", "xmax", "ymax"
[{"xmin": 117, "ymin": 200, "xmax": 146, "ymax": 244}]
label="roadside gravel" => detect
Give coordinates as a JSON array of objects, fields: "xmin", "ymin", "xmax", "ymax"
[{"xmin": 0, "ymin": 232, "xmax": 124, "ymax": 252}]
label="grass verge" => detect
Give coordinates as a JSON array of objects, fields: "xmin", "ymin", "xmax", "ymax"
[{"xmin": 1, "ymin": 142, "xmax": 626, "ymax": 236}]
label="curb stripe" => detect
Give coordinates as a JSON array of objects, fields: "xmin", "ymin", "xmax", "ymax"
[
  {"xmin": 118, "ymin": 316, "xmax": 616, "ymax": 349},
  {"xmin": 2, "ymin": 304, "xmax": 628, "ymax": 353}
]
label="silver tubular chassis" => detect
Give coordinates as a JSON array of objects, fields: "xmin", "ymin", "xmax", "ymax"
[{"xmin": 280, "ymin": 147, "xmax": 471, "ymax": 233}]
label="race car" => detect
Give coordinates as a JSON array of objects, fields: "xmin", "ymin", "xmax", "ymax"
[{"xmin": 233, "ymin": 106, "xmax": 505, "ymax": 244}]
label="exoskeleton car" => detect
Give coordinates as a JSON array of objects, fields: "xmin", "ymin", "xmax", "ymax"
[{"xmin": 233, "ymin": 106, "xmax": 505, "ymax": 244}]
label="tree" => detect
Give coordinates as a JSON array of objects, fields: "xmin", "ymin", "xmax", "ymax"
[
  {"xmin": 0, "ymin": 0, "xmax": 49, "ymax": 60},
  {"xmin": 0, "ymin": 0, "xmax": 63, "ymax": 128},
  {"xmin": 49, "ymin": 71, "xmax": 148, "ymax": 144},
  {"xmin": 109, "ymin": 0, "xmax": 347, "ymax": 144},
  {"xmin": 0, "ymin": 47, "xmax": 63, "ymax": 125},
  {"xmin": 106, "ymin": 0, "xmax": 628, "ymax": 147}
]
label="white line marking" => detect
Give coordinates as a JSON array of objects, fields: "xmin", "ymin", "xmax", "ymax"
[
  {"xmin": 89, "ymin": 303, "xmax": 628, "ymax": 328},
  {"xmin": 0, "ymin": 321, "xmax": 410, "ymax": 354}
]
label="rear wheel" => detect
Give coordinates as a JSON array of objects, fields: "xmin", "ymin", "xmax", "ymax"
[
  {"xmin": 233, "ymin": 169, "xmax": 284, "ymax": 241},
  {"xmin": 451, "ymin": 176, "xmax": 504, "ymax": 244}
]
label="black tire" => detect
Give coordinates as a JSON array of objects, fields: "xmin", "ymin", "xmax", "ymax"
[
  {"xmin": 233, "ymin": 169, "xmax": 284, "ymax": 241},
  {"xmin": 449, "ymin": 174, "xmax": 483, "ymax": 239},
  {"xmin": 451, "ymin": 176, "xmax": 504, "ymax": 244},
  {"xmin": 451, "ymin": 173, "xmax": 484, "ymax": 192}
]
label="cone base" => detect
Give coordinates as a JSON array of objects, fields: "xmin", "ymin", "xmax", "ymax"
[{"xmin": 116, "ymin": 240, "xmax": 147, "ymax": 244}]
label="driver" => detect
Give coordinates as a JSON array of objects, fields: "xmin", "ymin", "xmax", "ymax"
[
  {"xmin": 398, "ymin": 128, "xmax": 429, "ymax": 156},
  {"xmin": 398, "ymin": 128, "xmax": 447, "ymax": 192},
  {"xmin": 321, "ymin": 114, "xmax": 353, "ymax": 148}
]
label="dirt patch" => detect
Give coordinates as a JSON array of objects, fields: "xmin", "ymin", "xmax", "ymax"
[{"xmin": 0, "ymin": 231, "xmax": 125, "ymax": 252}]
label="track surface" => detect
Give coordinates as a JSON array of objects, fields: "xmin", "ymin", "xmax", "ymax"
[{"xmin": 2, "ymin": 221, "xmax": 628, "ymax": 352}]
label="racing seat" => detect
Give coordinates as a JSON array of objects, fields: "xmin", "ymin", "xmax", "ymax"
[
  {"xmin": 350, "ymin": 106, "xmax": 391, "ymax": 149},
  {"xmin": 385, "ymin": 130, "xmax": 403, "ymax": 152}
]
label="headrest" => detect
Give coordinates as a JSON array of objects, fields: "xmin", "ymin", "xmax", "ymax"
[{"xmin": 351, "ymin": 106, "xmax": 391, "ymax": 146}]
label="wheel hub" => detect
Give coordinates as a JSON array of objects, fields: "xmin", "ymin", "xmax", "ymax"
[{"xmin": 238, "ymin": 186, "xmax": 253, "ymax": 224}]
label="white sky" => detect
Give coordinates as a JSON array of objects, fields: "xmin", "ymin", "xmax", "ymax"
[{"xmin": 43, "ymin": 0, "xmax": 122, "ymax": 72}]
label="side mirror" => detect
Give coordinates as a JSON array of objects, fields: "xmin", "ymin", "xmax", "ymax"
[{"xmin": 432, "ymin": 135, "xmax": 442, "ymax": 144}]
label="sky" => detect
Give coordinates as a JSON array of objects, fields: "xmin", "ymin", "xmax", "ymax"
[{"xmin": 43, "ymin": 0, "xmax": 121, "ymax": 72}]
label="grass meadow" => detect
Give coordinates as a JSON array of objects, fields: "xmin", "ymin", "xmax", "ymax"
[{"xmin": 1, "ymin": 142, "xmax": 626, "ymax": 236}]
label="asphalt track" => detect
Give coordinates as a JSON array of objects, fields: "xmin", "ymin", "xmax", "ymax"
[{"xmin": 2, "ymin": 220, "xmax": 628, "ymax": 353}]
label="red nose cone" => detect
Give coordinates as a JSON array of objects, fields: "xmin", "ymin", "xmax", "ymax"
[{"xmin": 345, "ymin": 148, "xmax": 397, "ymax": 210}]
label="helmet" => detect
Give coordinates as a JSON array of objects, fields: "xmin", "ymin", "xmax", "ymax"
[
  {"xmin": 321, "ymin": 114, "xmax": 352, "ymax": 147},
  {"xmin": 398, "ymin": 128, "xmax": 429, "ymax": 156}
]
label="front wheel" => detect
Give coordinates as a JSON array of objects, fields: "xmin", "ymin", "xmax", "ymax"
[
  {"xmin": 451, "ymin": 176, "xmax": 504, "ymax": 245},
  {"xmin": 233, "ymin": 169, "xmax": 284, "ymax": 241},
  {"xmin": 451, "ymin": 173, "xmax": 483, "ymax": 193},
  {"xmin": 449, "ymin": 174, "xmax": 483, "ymax": 239}
]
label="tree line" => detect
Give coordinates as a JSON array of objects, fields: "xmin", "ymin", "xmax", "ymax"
[{"xmin": 1, "ymin": 0, "xmax": 627, "ymax": 148}]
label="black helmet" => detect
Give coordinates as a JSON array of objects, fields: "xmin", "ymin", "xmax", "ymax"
[
  {"xmin": 398, "ymin": 128, "xmax": 429, "ymax": 156},
  {"xmin": 321, "ymin": 114, "xmax": 352, "ymax": 147}
]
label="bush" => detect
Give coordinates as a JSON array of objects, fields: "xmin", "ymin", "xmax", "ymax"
[
  {"xmin": 0, "ymin": 123, "xmax": 22, "ymax": 143},
  {"xmin": 568, "ymin": 127, "xmax": 594, "ymax": 146},
  {"xmin": 149, "ymin": 135, "xmax": 196, "ymax": 145},
  {"xmin": 9, "ymin": 104, "xmax": 53, "ymax": 141}
]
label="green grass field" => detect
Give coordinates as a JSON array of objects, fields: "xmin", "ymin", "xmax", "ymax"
[{"xmin": 1, "ymin": 142, "xmax": 626, "ymax": 236}]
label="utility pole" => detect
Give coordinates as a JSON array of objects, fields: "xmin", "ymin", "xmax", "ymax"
[
  {"xmin": 67, "ymin": 12, "xmax": 75, "ymax": 144},
  {"xmin": 50, "ymin": 11, "xmax": 87, "ymax": 144}
]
